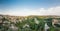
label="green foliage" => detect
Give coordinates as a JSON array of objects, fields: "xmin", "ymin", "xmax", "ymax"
[
  {"xmin": 0, "ymin": 17, "xmax": 10, "ymax": 31},
  {"xmin": 0, "ymin": 17, "xmax": 60, "ymax": 31}
]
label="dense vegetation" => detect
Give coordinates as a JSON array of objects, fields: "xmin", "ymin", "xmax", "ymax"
[{"xmin": 0, "ymin": 16, "xmax": 60, "ymax": 31}]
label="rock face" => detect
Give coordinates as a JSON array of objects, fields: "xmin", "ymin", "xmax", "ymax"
[
  {"xmin": 52, "ymin": 18, "xmax": 60, "ymax": 27},
  {"xmin": 44, "ymin": 23, "xmax": 50, "ymax": 31}
]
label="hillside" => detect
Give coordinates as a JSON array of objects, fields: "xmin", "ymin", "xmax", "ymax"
[{"xmin": 0, "ymin": 14, "xmax": 60, "ymax": 31}]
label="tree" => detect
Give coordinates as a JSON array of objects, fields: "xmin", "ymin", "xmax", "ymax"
[{"xmin": 0, "ymin": 17, "xmax": 10, "ymax": 31}]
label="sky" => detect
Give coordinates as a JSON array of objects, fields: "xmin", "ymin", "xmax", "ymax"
[{"xmin": 0, "ymin": 0, "xmax": 60, "ymax": 16}]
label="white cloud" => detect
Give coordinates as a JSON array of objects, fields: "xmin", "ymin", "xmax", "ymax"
[
  {"xmin": 0, "ymin": 6, "xmax": 60, "ymax": 16},
  {"xmin": 38, "ymin": 6, "xmax": 60, "ymax": 15}
]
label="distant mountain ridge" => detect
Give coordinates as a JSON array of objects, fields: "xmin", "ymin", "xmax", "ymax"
[
  {"xmin": 0, "ymin": 14, "xmax": 60, "ymax": 19},
  {"xmin": 0, "ymin": 14, "xmax": 60, "ymax": 17}
]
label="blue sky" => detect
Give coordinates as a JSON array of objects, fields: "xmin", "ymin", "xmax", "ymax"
[{"xmin": 0, "ymin": 0, "xmax": 60, "ymax": 16}]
